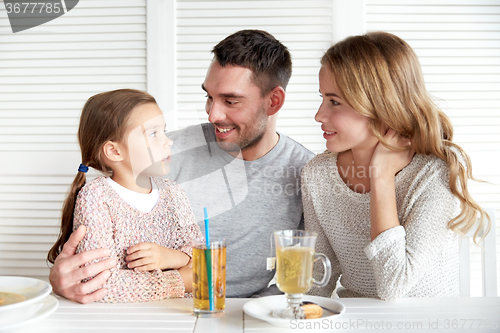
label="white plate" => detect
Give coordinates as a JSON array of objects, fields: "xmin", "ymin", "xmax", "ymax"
[
  {"xmin": 0, "ymin": 295, "xmax": 58, "ymax": 332},
  {"xmin": 243, "ymin": 295, "xmax": 345, "ymax": 328},
  {"xmin": 0, "ymin": 277, "xmax": 52, "ymax": 320}
]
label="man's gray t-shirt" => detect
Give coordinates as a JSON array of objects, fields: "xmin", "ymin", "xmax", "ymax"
[{"xmin": 166, "ymin": 123, "xmax": 314, "ymax": 297}]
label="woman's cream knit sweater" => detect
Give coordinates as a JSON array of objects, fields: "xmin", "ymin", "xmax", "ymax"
[{"xmin": 302, "ymin": 152, "xmax": 460, "ymax": 300}]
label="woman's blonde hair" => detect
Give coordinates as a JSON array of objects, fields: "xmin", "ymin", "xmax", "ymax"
[{"xmin": 321, "ymin": 31, "xmax": 490, "ymax": 242}]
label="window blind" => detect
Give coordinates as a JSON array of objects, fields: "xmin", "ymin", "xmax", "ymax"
[{"xmin": 0, "ymin": 0, "xmax": 147, "ymax": 280}]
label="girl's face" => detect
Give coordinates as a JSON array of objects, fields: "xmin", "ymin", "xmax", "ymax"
[
  {"xmin": 316, "ymin": 66, "xmax": 378, "ymax": 153},
  {"xmin": 123, "ymin": 103, "xmax": 173, "ymax": 181}
]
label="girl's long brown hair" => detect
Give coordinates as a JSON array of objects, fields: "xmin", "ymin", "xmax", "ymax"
[
  {"xmin": 47, "ymin": 89, "xmax": 156, "ymax": 263},
  {"xmin": 321, "ymin": 31, "xmax": 490, "ymax": 243}
]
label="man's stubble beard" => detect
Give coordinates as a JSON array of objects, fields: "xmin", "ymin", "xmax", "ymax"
[{"xmin": 215, "ymin": 105, "xmax": 268, "ymax": 153}]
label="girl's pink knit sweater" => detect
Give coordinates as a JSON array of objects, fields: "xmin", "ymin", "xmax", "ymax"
[{"xmin": 74, "ymin": 177, "xmax": 202, "ymax": 303}]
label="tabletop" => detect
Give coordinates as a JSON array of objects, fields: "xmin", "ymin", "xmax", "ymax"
[{"xmin": 8, "ymin": 295, "xmax": 500, "ymax": 333}]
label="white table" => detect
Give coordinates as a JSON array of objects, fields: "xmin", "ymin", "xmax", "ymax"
[{"xmin": 11, "ymin": 296, "xmax": 500, "ymax": 333}]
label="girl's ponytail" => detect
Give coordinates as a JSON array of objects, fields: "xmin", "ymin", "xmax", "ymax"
[{"xmin": 47, "ymin": 167, "xmax": 87, "ymax": 263}]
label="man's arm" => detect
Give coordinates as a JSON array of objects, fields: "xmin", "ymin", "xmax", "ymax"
[{"xmin": 49, "ymin": 225, "xmax": 116, "ymax": 304}]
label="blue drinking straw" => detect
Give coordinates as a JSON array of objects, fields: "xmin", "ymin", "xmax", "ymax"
[{"xmin": 204, "ymin": 207, "xmax": 214, "ymax": 311}]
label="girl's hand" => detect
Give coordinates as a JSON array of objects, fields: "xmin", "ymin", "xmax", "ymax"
[
  {"xmin": 125, "ymin": 243, "xmax": 189, "ymax": 271},
  {"xmin": 370, "ymin": 129, "xmax": 414, "ymax": 182}
]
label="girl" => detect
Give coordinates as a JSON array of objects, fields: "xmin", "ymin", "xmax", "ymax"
[
  {"xmin": 47, "ymin": 89, "xmax": 202, "ymax": 303},
  {"xmin": 302, "ymin": 32, "xmax": 490, "ymax": 300}
]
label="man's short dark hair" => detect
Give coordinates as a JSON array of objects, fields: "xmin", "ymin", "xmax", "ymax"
[{"xmin": 212, "ymin": 29, "xmax": 292, "ymax": 96}]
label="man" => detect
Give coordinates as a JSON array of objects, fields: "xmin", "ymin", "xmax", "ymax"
[{"xmin": 49, "ymin": 30, "xmax": 314, "ymax": 302}]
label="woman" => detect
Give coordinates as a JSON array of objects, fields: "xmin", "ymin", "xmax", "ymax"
[{"xmin": 302, "ymin": 32, "xmax": 489, "ymax": 300}]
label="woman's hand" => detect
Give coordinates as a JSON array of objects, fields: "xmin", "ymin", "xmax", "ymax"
[
  {"xmin": 370, "ymin": 129, "xmax": 413, "ymax": 181},
  {"xmin": 126, "ymin": 243, "xmax": 190, "ymax": 271},
  {"xmin": 369, "ymin": 129, "xmax": 414, "ymax": 241}
]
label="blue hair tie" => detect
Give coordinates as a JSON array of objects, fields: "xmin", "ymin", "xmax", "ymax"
[{"xmin": 78, "ymin": 164, "xmax": 89, "ymax": 173}]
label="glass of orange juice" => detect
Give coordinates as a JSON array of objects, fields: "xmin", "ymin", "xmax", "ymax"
[{"xmin": 192, "ymin": 238, "xmax": 226, "ymax": 317}]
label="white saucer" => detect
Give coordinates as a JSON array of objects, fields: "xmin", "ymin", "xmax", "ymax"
[
  {"xmin": 243, "ymin": 295, "xmax": 345, "ymax": 328},
  {"xmin": 0, "ymin": 295, "xmax": 58, "ymax": 332}
]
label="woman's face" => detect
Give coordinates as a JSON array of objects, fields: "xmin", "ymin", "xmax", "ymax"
[
  {"xmin": 316, "ymin": 66, "xmax": 378, "ymax": 153},
  {"xmin": 123, "ymin": 103, "xmax": 173, "ymax": 181}
]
